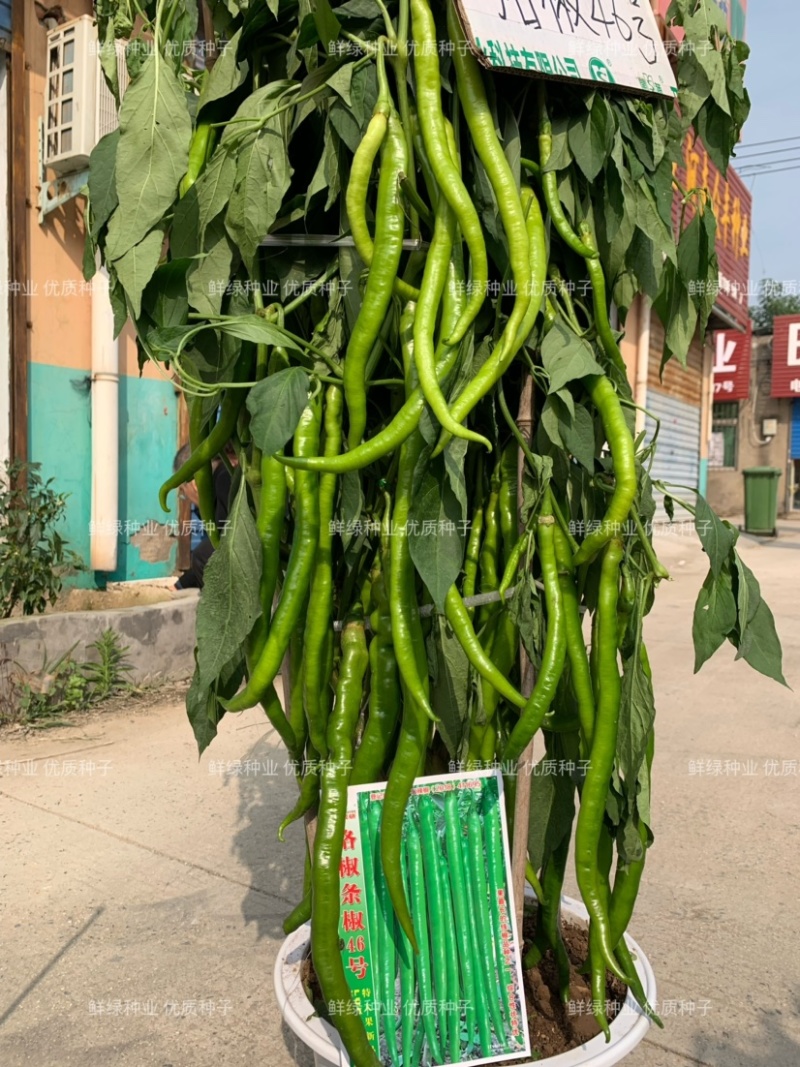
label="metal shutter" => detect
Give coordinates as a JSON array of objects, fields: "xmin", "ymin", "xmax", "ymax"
[
  {"xmin": 792, "ymin": 400, "xmax": 800, "ymax": 460},
  {"xmin": 645, "ymin": 390, "xmax": 701, "ymax": 502}
]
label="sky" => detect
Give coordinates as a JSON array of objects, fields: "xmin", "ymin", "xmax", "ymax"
[{"xmin": 736, "ymin": 0, "xmax": 800, "ymax": 290}]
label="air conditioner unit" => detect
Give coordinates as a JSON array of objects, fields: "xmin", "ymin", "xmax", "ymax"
[{"xmin": 44, "ymin": 15, "xmax": 128, "ymax": 175}]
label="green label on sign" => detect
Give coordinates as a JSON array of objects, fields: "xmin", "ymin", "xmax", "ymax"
[{"xmin": 339, "ymin": 770, "xmax": 530, "ymax": 1066}]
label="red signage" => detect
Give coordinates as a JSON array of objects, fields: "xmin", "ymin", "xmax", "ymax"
[
  {"xmin": 771, "ymin": 315, "xmax": 800, "ymax": 398},
  {"xmin": 712, "ymin": 326, "xmax": 751, "ymax": 400},
  {"xmin": 673, "ymin": 138, "xmax": 752, "ymax": 331}
]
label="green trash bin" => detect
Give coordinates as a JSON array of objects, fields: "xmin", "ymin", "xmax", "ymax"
[{"xmin": 743, "ymin": 467, "xmax": 782, "ymax": 535}]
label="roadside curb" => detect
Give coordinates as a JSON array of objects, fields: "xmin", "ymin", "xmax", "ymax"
[{"xmin": 0, "ymin": 593, "xmax": 199, "ymax": 684}]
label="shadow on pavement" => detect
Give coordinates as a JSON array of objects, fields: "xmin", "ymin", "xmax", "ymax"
[
  {"xmin": 229, "ymin": 725, "xmax": 307, "ymax": 944},
  {"xmin": 686, "ymin": 991, "xmax": 800, "ymax": 1067}
]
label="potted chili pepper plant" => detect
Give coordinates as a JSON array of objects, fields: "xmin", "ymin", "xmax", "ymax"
[{"xmin": 89, "ymin": 0, "xmax": 782, "ymax": 1064}]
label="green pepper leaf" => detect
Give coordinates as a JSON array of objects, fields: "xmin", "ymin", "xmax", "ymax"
[
  {"xmin": 694, "ymin": 494, "xmax": 737, "ymax": 577},
  {"xmin": 186, "ymin": 648, "xmax": 247, "ymax": 755},
  {"xmin": 568, "ymin": 95, "xmax": 613, "ymax": 182},
  {"xmin": 429, "ymin": 613, "xmax": 471, "ymax": 760},
  {"xmin": 735, "ymin": 596, "xmax": 788, "ymax": 687},
  {"xmin": 618, "ymin": 642, "xmax": 656, "ymax": 789},
  {"xmin": 692, "ymin": 564, "xmax": 737, "ymax": 672},
  {"xmin": 326, "ymin": 62, "xmax": 354, "ymax": 105},
  {"xmin": 142, "ymin": 257, "xmax": 191, "ymax": 329},
  {"xmin": 223, "ymin": 84, "xmax": 293, "ymax": 275},
  {"xmin": 541, "ymin": 321, "xmax": 603, "ymax": 394},
  {"xmin": 195, "ymin": 480, "xmax": 262, "ymax": 689},
  {"xmin": 195, "ymin": 149, "xmax": 238, "ymax": 237},
  {"xmin": 247, "ymin": 367, "xmax": 311, "ymax": 456},
  {"xmin": 186, "ymin": 216, "xmax": 238, "ymax": 318},
  {"xmin": 198, "ymin": 29, "xmax": 248, "ymax": 112},
  {"xmin": 87, "ymin": 129, "xmax": 120, "ymax": 239},
  {"xmin": 561, "ymin": 404, "xmax": 596, "ymax": 472},
  {"xmin": 105, "ymin": 52, "xmax": 191, "ymax": 261},
  {"xmin": 409, "ymin": 456, "xmax": 465, "ymax": 614},
  {"xmin": 111, "ymin": 225, "xmax": 164, "ymax": 318},
  {"xmin": 527, "ymin": 761, "xmax": 575, "ymax": 873},
  {"xmin": 312, "ymin": 0, "xmax": 342, "ymax": 51}
]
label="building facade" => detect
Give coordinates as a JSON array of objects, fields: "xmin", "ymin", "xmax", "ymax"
[
  {"xmin": 4, "ymin": 1, "xmax": 183, "ymax": 587},
  {"xmin": 707, "ymin": 333, "xmax": 794, "ymax": 516}
]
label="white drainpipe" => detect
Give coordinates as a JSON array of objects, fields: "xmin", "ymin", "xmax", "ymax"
[
  {"xmin": 90, "ymin": 264, "xmax": 119, "ymax": 572},
  {"xmin": 635, "ymin": 295, "xmax": 651, "ymax": 437}
]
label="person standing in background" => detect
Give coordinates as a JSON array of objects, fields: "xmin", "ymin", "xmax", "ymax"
[{"xmin": 173, "ymin": 449, "xmax": 236, "ymax": 589}]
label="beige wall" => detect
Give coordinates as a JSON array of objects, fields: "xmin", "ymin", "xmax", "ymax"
[{"xmin": 707, "ymin": 335, "xmax": 793, "ymax": 517}]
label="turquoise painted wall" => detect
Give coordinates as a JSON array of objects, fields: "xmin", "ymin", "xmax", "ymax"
[{"xmin": 28, "ymin": 362, "xmax": 179, "ymax": 588}]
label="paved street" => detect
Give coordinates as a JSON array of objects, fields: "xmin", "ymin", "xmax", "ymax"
[{"xmin": 1, "ymin": 518, "xmax": 799, "ymax": 1067}]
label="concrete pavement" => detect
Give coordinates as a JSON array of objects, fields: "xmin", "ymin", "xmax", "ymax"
[{"xmin": 1, "ymin": 516, "xmax": 799, "ymax": 1066}]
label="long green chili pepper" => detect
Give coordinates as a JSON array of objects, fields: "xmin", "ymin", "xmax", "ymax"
[
  {"xmin": 525, "ymin": 859, "xmax": 546, "ymax": 904},
  {"xmin": 414, "ymin": 184, "xmax": 492, "ymax": 450},
  {"xmin": 249, "ymin": 452, "xmax": 288, "ymax": 662},
  {"xmin": 381, "ymin": 647, "xmax": 431, "ymax": 950},
  {"xmin": 597, "ymin": 823, "xmax": 663, "ymax": 1029},
  {"xmin": 346, "ymin": 42, "xmax": 391, "ymax": 259},
  {"xmin": 397, "ymin": 842, "xmax": 417, "ymax": 1067},
  {"xmin": 359, "ymin": 789, "xmax": 383, "ymax": 1057},
  {"xmin": 389, "ymin": 320, "xmax": 437, "ymax": 726},
  {"xmin": 462, "ymin": 501, "xmax": 484, "ymax": 614},
  {"xmin": 553, "ymin": 524, "xmax": 595, "ymax": 749},
  {"xmin": 459, "ymin": 801, "xmax": 494, "ymax": 1055},
  {"xmin": 540, "ymin": 831, "xmax": 574, "ymax": 1004},
  {"xmin": 350, "ymin": 569, "xmax": 401, "ymax": 787},
  {"xmin": 444, "ymin": 790, "xmax": 477, "ymax": 1049},
  {"xmin": 498, "ymin": 531, "xmax": 531, "ymax": 598},
  {"xmin": 467, "ymin": 803, "xmax": 507, "ymax": 1041},
  {"xmin": 311, "ymin": 613, "xmax": 378, "ymax": 1067},
  {"xmin": 537, "ymin": 84, "xmax": 597, "ymax": 260},
  {"xmin": 406, "ymin": 812, "xmax": 444, "ymax": 1062},
  {"xmin": 303, "ymin": 385, "xmax": 343, "ymax": 757},
  {"xmin": 445, "ymin": 586, "xmax": 526, "ymax": 709},
  {"xmin": 437, "ymin": 845, "xmax": 462, "ymax": 1060},
  {"xmin": 179, "ymin": 121, "xmax": 215, "ymax": 197},
  {"xmin": 503, "ymin": 494, "xmax": 568, "ymax": 767},
  {"xmin": 187, "ymin": 396, "xmax": 219, "ymax": 547},
  {"xmin": 158, "ymin": 346, "xmax": 252, "ymax": 511},
  {"xmin": 435, "ymin": 183, "xmax": 547, "ymax": 452},
  {"xmin": 344, "ymin": 110, "xmax": 407, "ymax": 450},
  {"xmin": 483, "ymin": 789, "xmax": 515, "ymax": 1030},
  {"xmin": 588, "ymin": 919, "xmax": 611, "ymax": 1042},
  {"xmin": 277, "ymin": 333, "xmax": 464, "ymax": 476},
  {"xmin": 283, "ymin": 890, "xmax": 311, "ymax": 936},
  {"xmin": 346, "ymin": 43, "xmax": 420, "ymax": 304},
  {"xmin": 288, "ymin": 612, "xmax": 308, "ymax": 758},
  {"xmin": 448, "ymin": 0, "xmax": 531, "ymax": 365},
  {"xmin": 368, "ymin": 802, "xmax": 400, "ymax": 1067},
  {"xmin": 578, "ymin": 222, "xmax": 629, "ymax": 379},
  {"xmin": 478, "ymin": 470, "xmax": 501, "ymax": 624},
  {"xmin": 610, "ymin": 727, "xmax": 654, "ymax": 946},
  {"xmin": 222, "ymin": 393, "xmax": 321, "ymax": 713},
  {"xmin": 410, "ymin": 0, "xmax": 488, "ymax": 344},
  {"xmin": 278, "ymin": 761, "xmax": 319, "ymax": 841},
  {"xmin": 574, "ymin": 538, "xmax": 630, "ymax": 985},
  {"xmin": 257, "ymin": 683, "xmax": 298, "ymax": 760},
  {"xmin": 416, "ymin": 800, "xmax": 449, "ymax": 1044},
  {"xmin": 571, "ymin": 375, "xmax": 637, "ymax": 566}
]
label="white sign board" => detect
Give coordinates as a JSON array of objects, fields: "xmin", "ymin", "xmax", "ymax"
[{"xmin": 455, "ymin": 0, "xmax": 678, "ymax": 98}]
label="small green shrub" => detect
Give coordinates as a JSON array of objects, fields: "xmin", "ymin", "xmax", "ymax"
[
  {"xmin": 2, "ymin": 629, "xmax": 135, "ymax": 726},
  {"xmin": 0, "ymin": 460, "xmax": 83, "ymax": 618}
]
